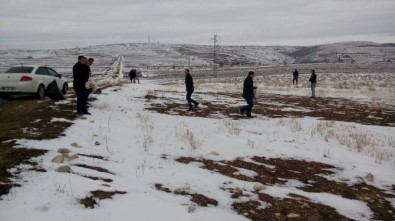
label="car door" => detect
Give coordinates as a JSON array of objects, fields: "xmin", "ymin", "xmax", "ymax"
[
  {"xmin": 35, "ymin": 67, "xmax": 52, "ymax": 88},
  {"xmin": 46, "ymin": 67, "xmax": 64, "ymax": 90}
]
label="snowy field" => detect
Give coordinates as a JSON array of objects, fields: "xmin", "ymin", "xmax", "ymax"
[{"xmin": 0, "ymin": 71, "xmax": 394, "ymax": 220}]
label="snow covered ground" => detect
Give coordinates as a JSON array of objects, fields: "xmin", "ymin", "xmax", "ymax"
[{"xmin": 0, "ymin": 74, "xmax": 394, "ymax": 220}]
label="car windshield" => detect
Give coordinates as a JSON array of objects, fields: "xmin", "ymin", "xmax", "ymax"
[{"xmin": 4, "ymin": 67, "xmax": 34, "ymax": 74}]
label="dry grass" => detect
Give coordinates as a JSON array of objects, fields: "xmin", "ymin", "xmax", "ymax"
[
  {"xmin": 191, "ymin": 73, "xmax": 395, "ymax": 105},
  {"xmin": 222, "ymin": 119, "xmax": 242, "ymax": 136},
  {"xmin": 136, "ymin": 114, "xmax": 154, "ymax": 150},
  {"xmin": 173, "ymin": 122, "xmax": 202, "ymax": 150},
  {"xmin": 311, "ymin": 121, "xmax": 394, "ymax": 163},
  {"xmin": 183, "ymin": 129, "xmax": 202, "ymax": 150},
  {"xmin": 277, "ymin": 118, "xmax": 302, "ymax": 133},
  {"xmin": 248, "ymin": 139, "xmax": 256, "ymax": 149}
]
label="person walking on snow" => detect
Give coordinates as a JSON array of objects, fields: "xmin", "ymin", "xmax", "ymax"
[
  {"xmin": 309, "ymin": 69, "xmax": 317, "ymax": 98},
  {"xmin": 240, "ymin": 71, "xmax": 256, "ymax": 118},
  {"xmin": 292, "ymin": 69, "xmax": 299, "ymax": 85},
  {"xmin": 184, "ymin": 69, "xmax": 199, "ymax": 111}
]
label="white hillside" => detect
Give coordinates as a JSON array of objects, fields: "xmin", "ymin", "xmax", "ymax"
[{"xmin": 0, "ymin": 41, "xmax": 394, "ymax": 79}]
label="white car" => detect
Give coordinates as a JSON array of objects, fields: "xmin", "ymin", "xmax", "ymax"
[{"xmin": 0, "ymin": 66, "xmax": 69, "ymax": 99}]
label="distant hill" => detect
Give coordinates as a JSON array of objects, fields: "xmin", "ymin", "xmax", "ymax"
[
  {"xmin": 0, "ymin": 41, "xmax": 394, "ymax": 73},
  {"xmin": 85, "ymin": 41, "xmax": 395, "ymax": 66},
  {"xmin": 165, "ymin": 41, "xmax": 395, "ymax": 65}
]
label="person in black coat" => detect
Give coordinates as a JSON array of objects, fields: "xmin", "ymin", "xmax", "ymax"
[
  {"xmin": 128, "ymin": 69, "xmax": 139, "ymax": 84},
  {"xmin": 309, "ymin": 69, "xmax": 317, "ymax": 98},
  {"xmin": 184, "ymin": 69, "xmax": 199, "ymax": 111},
  {"xmin": 73, "ymin": 56, "xmax": 90, "ymax": 115},
  {"xmin": 240, "ymin": 71, "xmax": 256, "ymax": 118},
  {"xmin": 292, "ymin": 69, "xmax": 299, "ymax": 85}
]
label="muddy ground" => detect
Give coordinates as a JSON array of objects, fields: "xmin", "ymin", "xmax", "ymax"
[
  {"xmin": 146, "ymin": 90, "xmax": 395, "ymax": 127},
  {"xmin": 0, "ymin": 94, "xmax": 77, "ymax": 196},
  {"xmin": 172, "ymin": 156, "xmax": 395, "ymax": 221}
]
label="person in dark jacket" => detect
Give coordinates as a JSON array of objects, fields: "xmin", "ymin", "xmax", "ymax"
[
  {"xmin": 73, "ymin": 56, "xmax": 91, "ymax": 115},
  {"xmin": 292, "ymin": 69, "xmax": 299, "ymax": 85},
  {"xmin": 240, "ymin": 71, "xmax": 256, "ymax": 118},
  {"xmin": 128, "ymin": 69, "xmax": 139, "ymax": 84},
  {"xmin": 308, "ymin": 69, "xmax": 317, "ymax": 98},
  {"xmin": 184, "ymin": 69, "xmax": 199, "ymax": 111}
]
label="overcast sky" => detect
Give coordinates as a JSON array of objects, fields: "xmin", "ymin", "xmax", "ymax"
[{"xmin": 0, "ymin": 0, "xmax": 394, "ymax": 49}]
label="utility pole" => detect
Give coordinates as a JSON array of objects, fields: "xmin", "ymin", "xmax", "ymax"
[{"xmin": 211, "ymin": 34, "xmax": 220, "ymax": 75}]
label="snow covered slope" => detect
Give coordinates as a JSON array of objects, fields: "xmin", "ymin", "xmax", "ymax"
[{"xmin": 1, "ymin": 41, "xmax": 394, "ymax": 75}]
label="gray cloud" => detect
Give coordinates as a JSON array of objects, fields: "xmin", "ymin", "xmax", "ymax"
[{"xmin": 0, "ymin": 0, "xmax": 394, "ymax": 49}]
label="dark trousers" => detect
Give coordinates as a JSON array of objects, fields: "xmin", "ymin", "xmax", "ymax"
[
  {"xmin": 130, "ymin": 77, "xmax": 139, "ymax": 84},
  {"xmin": 87, "ymin": 88, "xmax": 92, "ymax": 105},
  {"xmin": 186, "ymin": 90, "xmax": 198, "ymax": 109},
  {"xmin": 241, "ymin": 97, "xmax": 254, "ymax": 117},
  {"xmin": 75, "ymin": 87, "xmax": 88, "ymax": 113},
  {"xmin": 293, "ymin": 77, "xmax": 298, "ymax": 85}
]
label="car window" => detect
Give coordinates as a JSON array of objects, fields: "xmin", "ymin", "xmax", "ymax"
[
  {"xmin": 46, "ymin": 68, "xmax": 59, "ymax": 77},
  {"xmin": 4, "ymin": 67, "xmax": 34, "ymax": 74},
  {"xmin": 35, "ymin": 67, "xmax": 49, "ymax": 76}
]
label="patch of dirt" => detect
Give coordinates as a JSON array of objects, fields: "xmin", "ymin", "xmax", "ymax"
[
  {"xmin": 146, "ymin": 91, "xmax": 395, "ymax": 126},
  {"xmin": 77, "ymin": 153, "xmax": 108, "ymax": 161},
  {"xmin": 155, "ymin": 183, "xmax": 218, "ymax": 207},
  {"xmin": 79, "ymin": 190, "xmax": 127, "ymax": 209},
  {"xmin": 72, "ymin": 172, "xmax": 113, "ymax": 183},
  {"xmin": 91, "ymin": 190, "xmax": 126, "ymax": 200},
  {"xmin": 176, "ymin": 157, "xmax": 196, "ymax": 164},
  {"xmin": 72, "ymin": 164, "xmax": 115, "ymax": 175},
  {"xmin": 155, "ymin": 183, "xmax": 171, "ymax": 193},
  {"xmin": 233, "ymin": 195, "xmax": 353, "ymax": 221},
  {"xmin": 79, "ymin": 196, "xmax": 97, "ymax": 209},
  {"xmin": 177, "ymin": 156, "xmax": 395, "ymax": 221},
  {"xmin": 0, "ymin": 95, "xmax": 77, "ymax": 197},
  {"xmin": 0, "ymin": 146, "xmax": 47, "ymax": 195},
  {"xmin": 0, "ymin": 98, "xmax": 76, "ymax": 142}
]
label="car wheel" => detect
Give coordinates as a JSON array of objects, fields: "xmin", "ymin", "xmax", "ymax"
[
  {"xmin": 62, "ymin": 83, "xmax": 68, "ymax": 95},
  {"xmin": 35, "ymin": 85, "xmax": 45, "ymax": 99}
]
